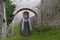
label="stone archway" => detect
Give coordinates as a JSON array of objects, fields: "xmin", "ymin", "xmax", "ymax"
[
  {"xmin": 14, "ymin": 8, "xmax": 38, "ymax": 26},
  {"xmin": 14, "ymin": 8, "xmax": 38, "ymax": 17},
  {"xmin": 14, "ymin": 8, "xmax": 38, "ymax": 36},
  {"xmin": 7, "ymin": 8, "xmax": 39, "ymax": 36}
]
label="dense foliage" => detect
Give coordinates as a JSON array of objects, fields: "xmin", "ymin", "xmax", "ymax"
[{"xmin": 6, "ymin": 0, "xmax": 15, "ymax": 25}]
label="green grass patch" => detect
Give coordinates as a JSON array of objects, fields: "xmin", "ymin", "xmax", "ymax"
[{"xmin": 2, "ymin": 25, "xmax": 60, "ymax": 40}]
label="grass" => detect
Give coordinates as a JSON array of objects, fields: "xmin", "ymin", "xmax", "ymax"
[{"xmin": 2, "ymin": 25, "xmax": 60, "ymax": 40}]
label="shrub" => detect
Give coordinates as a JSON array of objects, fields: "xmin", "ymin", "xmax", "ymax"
[{"xmin": 6, "ymin": 0, "xmax": 15, "ymax": 25}]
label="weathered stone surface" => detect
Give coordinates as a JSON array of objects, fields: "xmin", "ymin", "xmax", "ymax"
[
  {"xmin": 10, "ymin": 0, "xmax": 60, "ymax": 27},
  {"xmin": 7, "ymin": 24, "xmax": 13, "ymax": 37},
  {"xmin": 0, "ymin": 0, "xmax": 7, "ymax": 38},
  {"xmin": 40, "ymin": 0, "xmax": 60, "ymax": 26}
]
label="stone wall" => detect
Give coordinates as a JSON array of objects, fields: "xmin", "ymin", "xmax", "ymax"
[
  {"xmin": 40, "ymin": 0, "xmax": 60, "ymax": 26},
  {"xmin": 10, "ymin": 0, "xmax": 60, "ymax": 27},
  {"xmin": 0, "ymin": 0, "xmax": 7, "ymax": 38}
]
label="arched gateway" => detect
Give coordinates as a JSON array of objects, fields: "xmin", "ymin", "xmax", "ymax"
[
  {"xmin": 14, "ymin": 8, "xmax": 38, "ymax": 36},
  {"xmin": 14, "ymin": 8, "xmax": 37, "ymax": 17}
]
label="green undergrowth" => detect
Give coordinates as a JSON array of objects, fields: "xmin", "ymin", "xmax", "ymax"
[{"xmin": 2, "ymin": 25, "xmax": 60, "ymax": 40}]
